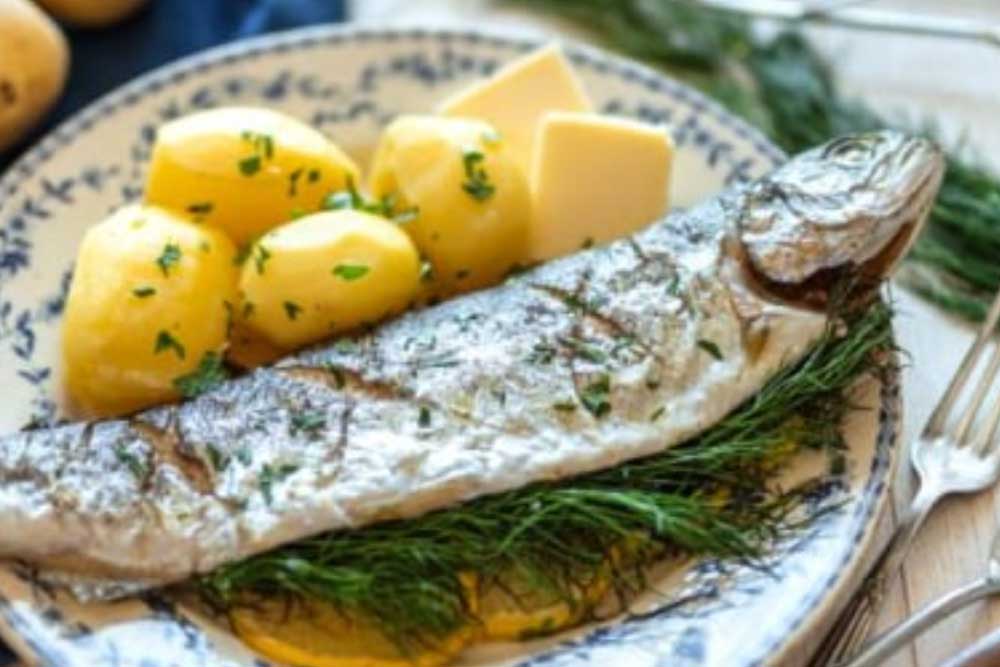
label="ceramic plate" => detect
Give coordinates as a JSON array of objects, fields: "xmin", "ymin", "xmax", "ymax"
[{"xmin": 0, "ymin": 25, "xmax": 899, "ymax": 667}]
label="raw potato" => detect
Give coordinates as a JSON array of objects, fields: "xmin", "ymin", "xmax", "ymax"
[
  {"xmin": 62, "ymin": 204, "xmax": 238, "ymax": 417},
  {"xmin": 239, "ymin": 210, "xmax": 421, "ymax": 350},
  {"xmin": 145, "ymin": 107, "xmax": 361, "ymax": 246},
  {"xmin": 0, "ymin": 0, "xmax": 69, "ymax": 152},
  {"xmin": 35, "ymin": 0, "xmax": 148, "ymax": 27},
  {"xmin": 369, "ymin": 115, "xmax": 530, "ymax": 298}
]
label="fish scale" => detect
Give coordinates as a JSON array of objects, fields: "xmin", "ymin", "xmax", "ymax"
[{"xmin": 0, "ymin": 131, "xmax": 943, "ymax": 600}]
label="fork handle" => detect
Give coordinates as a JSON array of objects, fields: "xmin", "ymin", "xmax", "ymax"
[
  {"xmin": 811, "ymin": 484, "xmax": 940, "ymax": 665},
  {"xmin": 836, "ymin": 576, "xmax": 1000, "ymax": 667}
]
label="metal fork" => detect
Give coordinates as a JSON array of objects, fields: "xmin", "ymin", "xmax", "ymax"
[
  {"xmin": 837, "ymin": 527, "xmax": 1000, "ymax": 667},
  {"xmin": 810, "ymin": 286, "xmax": 1000, "ymax": 666}
]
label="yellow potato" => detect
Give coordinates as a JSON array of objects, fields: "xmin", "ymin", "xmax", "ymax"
[
  {"xmin": 369, "ymin": 115, "xmax": 530, "ymax": 298},
  {"xmin": 62, "ymin": 204, "xmax": 238, "ymax": 417},
  {"xmin": 145, "ymin": 107, "xmax": 360, "ymax": 246},
  {"xmin": 35, "ymin": 0, "xmax": 147, "ymax": 27},
  {"xmin": 238, "ymin": 209, "xmax": 420, "ymax": 350},
  {"xmin": 0, "ymin": 0, "xmax": 69, "ymax": 152}
]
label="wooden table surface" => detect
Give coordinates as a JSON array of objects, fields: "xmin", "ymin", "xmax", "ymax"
[{"xmin": 348, "ymin": 2, "xmax": 1000, "ymax": 665}]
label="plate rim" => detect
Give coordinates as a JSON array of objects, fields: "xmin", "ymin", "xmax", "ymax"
[{"xmin": 0, "ymin": 23, "xmax": 897, "ymax": 667}]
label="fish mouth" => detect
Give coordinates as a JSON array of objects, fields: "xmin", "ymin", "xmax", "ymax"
[
  {"xmin": 740, "ymin": 218, "xmax": 923, "ymax": 310},
  {"xmin": 737, "ymin": 134, "xmax": 944, "ymax": 309}
]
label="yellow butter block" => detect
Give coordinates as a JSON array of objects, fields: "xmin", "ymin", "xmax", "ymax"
[
  {"xmin": 529, "ymin": 112, "xmax": 674, "ymax": 262},
  {"xmin": 438, "ymin": 44, "xmax": 592, "ymax": 173}
]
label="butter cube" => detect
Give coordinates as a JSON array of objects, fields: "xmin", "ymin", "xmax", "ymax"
[
  {"xmin": 438, "ymin": 44, "xmax": 592, "ymax": 173},
  {"xmin": 529, "ymin": 112, "xmax": 674, "ymax": 262}
]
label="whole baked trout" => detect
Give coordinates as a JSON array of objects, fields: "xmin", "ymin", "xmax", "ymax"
[{"xmin": 0, "ymin": 131, "xmax": 943, "ymax": 599}]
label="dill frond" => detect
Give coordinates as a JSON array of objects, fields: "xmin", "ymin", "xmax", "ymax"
[{"xmin": 200, "ymin": 301, "xmax": 894, "ymax": 647}]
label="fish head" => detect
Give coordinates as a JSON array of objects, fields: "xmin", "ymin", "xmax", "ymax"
[{"xmin": 737, "ymin": 130, "xmax": 943, "ymax": 298}]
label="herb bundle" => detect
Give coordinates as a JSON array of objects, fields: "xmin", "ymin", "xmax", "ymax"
[
  {"xmin": 510, "ymin": 0, "xmax": 1000, "ymax": 321},
  {"xmin": 201, "ymin": 300, "xmax": 894, "ymax": 647}
]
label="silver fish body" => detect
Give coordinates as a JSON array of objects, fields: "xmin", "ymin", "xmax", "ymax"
[{"xmin": 0, "ymin": 131, "xmax": 943, "ymax": 598}]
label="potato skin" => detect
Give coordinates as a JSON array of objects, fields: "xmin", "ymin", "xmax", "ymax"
[
  {"xmin": 0, "ymin": 0, "xmax": 69, "ymax": 152},
  {"xmin": 145, "ymin": 107, "xmax": 360, "ymax": 246},
  {"xmin": 35, "ymin": 0, "xmax": 147, "ymax": 27},
  {"xmin": 62, "ymin": 205, "xmax": 238, "ymax": 417},
  {"xmin": 239, "ymin": 210, "xmax": 421, "ymax": 350},
  {"xmin": 369, "ymin": 115, "xmax": 530, "ymax": 298}
]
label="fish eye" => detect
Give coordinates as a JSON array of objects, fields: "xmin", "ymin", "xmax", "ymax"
[{"xmin": 823, "ymin": 134, "xmax": 883, "ymax": 164}]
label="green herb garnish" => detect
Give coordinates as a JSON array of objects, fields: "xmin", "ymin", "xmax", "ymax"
[
  {"xmin": 187, "ymin": 202, "xmax": 214, "ymax": 219},
  {"xmin": 333, "ymin": 264, "xmax": 370, "ymax": 281},
  {"xmin": 235, "ymin": 447, "xmax": 252, "ymax": 466},
  {"xmin": 156, "ymin": 242, "xmax": 182, "ymax": 276},
  {"xmin": 205, "ymin": 443, "xmax": 229, "ymax": 473},
  {"xmin": 290, "ymin": 411, "xmax": 326, "ymax": 436},
  {"xmin": 238, "ymin": 156, "xmax": 261, "ymax": 176},
  {"xmin": 561, "ymin": 336, "xmax": 606, "ymax": 364},
  {"xmin": 132, "ymin": 286, "xmax": 156, "ymax": 298},
  {"xmin": 154, "ymin": 330, "xmax": 185, "ymax": 359},
  {"xmin": 580, "ymin": 374, "xmax": 612, "ymax": 418},
  {"xmin": 288, "ymin": 168, "xmax": 304, "ymax": 197},
  {"xmin": 253, "ymin": 244, "xmax": 272, "ymax": 275},
  {"xmin": 418, "ymin": 406, "xmax": 431, "ymax": 428},
  {"xmin": 114, "ymin": 445, "xmax": 149, "ymax": 480},
  {"xmin": 697, "ymin": 339, "xmax": 724, "ymax": 360},
  {"xmin": 173, "ymin": 351, "xmax": 228, "ymax": 398},
  {"xmin": 284, "ymin": 301, "xmax": 302, "ymax": 321},
  {"xmin": 322, "ymin": 176, "xmax": 419, "ymax": 225},
  {"xmin": 460, "ymin": 149, "xmax": 495, "ymax": 201},
  {"xmin": 259, "ymin": 463, "xmax": 298, "ymax": 505},
  {"xmin": 238, "ymin": 131, "xmax": 275, "ymax": 177}
]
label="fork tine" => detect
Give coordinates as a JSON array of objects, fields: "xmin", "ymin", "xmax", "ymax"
[
  {"xmin": 954, "ymin": 340, "xmax": 1000, "ymax": 446},
  {"xmin": 925, "ymin": 287, "xmax": 1000, "ymax": 437}
]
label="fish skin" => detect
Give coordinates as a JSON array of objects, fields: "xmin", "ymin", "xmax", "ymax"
[{"xmin": 0, "ymin": 131, "xmax": 943, "ymax": 598}]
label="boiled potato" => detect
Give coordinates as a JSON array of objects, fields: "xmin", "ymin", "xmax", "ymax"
[
  {"xmin": 239, "ymin": 209, "xmax": 420, "ymax": 350},
  {"xmin": 35, "ymin": 0, "xmax": 148, "ymax": 27},
  {"xmin": 369, "ymin": 115, "xmax": 530, "ymax": 298},
  {"xmin": 0, "ymin": 0, "xmax": 69, "ymax": 152},
  {"xmin": 62, "ymin": 204, "xmax": 238, "ymax": 417},
  {"xmin": 145, "ymin": 107, "xmax": 360, "ymax": 246}
]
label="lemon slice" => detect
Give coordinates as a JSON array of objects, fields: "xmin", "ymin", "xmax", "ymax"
[
  {"xmin": 478, "ymin": 567, "xmax": 612, "ymax": 641},
  {"xmin": 231, "ymin": 597, "xmax": 472, "ymax": 667}
]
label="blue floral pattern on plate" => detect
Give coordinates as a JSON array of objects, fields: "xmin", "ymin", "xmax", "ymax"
[{"xmin": 0, "ymin": 26, "xmax": 895, "ymax": 667}]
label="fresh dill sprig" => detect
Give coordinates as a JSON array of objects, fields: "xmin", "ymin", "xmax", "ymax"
[
  {"xmin": 199, "ymin": 300, "xmax": 894, "ymax": 648},
  {"xmin": 510, "ymin": 0, "xmax": 1000, "ymax": 322}
]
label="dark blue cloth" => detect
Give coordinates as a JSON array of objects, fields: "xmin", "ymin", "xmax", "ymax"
[
  {"xmin": 0, "ymin": 3, "xmax": 346, "ymax": 662},
  {"xmin": 0, "ymin": 0, "xmax": 347, "ymax": 169}
]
